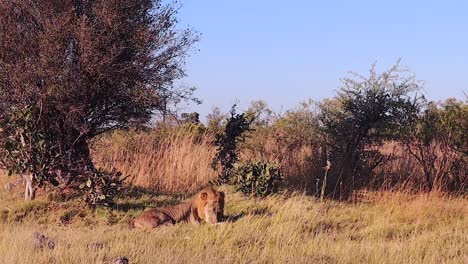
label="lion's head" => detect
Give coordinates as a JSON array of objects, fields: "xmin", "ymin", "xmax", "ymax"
[{"xmin": 196, "ymin": 187, "xmax": 225, "ymax": 224}]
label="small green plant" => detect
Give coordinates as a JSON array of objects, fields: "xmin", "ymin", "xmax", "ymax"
[
  {"xmin": 79, "ymin": 168, "xmax": 126, "ymax": 207},
  {"xmin": 232, "ymin": 161, "xmax": 282, "ymax": 197}
]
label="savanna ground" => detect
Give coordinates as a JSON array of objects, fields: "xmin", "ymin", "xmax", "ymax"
[
  {"xmin": 0, "ymin": 1, "xmax": 467, "ymax": 263},
  {"xmin": 1, "ymin": 170, "xmax": 466, "ymax": 264}
]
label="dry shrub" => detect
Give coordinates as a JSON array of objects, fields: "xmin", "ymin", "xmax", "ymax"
[
  {"xmin": 371, "ymin": 142, "xmax": 467, "ymax": 193},
  {"xmin": 91, "ymin": 127, "xmax": 217, "ymax": 193},
  {"xmin": 243, "ymin": 131, "xmax": 466, "ymax": 195},
  {"xmin": 240, "ymin": 127, "xmax": 322, "ymax": 193}
]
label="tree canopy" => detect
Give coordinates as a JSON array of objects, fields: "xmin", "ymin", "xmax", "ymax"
[{"xmin": 0, "ymin": 0, "xmax": 198, "ymax": 203}]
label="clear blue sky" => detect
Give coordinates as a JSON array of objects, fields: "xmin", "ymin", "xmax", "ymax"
[{"xmin": 177, "ymin": 0, "xmax": 468, "ymax": 117}]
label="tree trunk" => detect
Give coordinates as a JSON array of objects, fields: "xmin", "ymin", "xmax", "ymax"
[
  {"xmin": 62, "ymin": 136, "xmax": 95, "ymax": 188},
  {"xmin": 24, "ymin": 174, "xmax": 36, "ymax": 200}
]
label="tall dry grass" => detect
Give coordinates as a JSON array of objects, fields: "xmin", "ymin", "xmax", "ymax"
[
  {"xmin": 92, "ymin": 128, "xmax": 217, "ymax": 193},
  {"xmin": 371, "ymin": 142, "xmax": 467, "ymax": 193},
  {"xmin": 91, "ymin": 125, "xmax": 465, "ymax": 195},
  {"xmin": 240, "ymin": 127, "xmax": 321, "ymax": 192},
  {"xmin": 91, "ymin": 126, "xmax": 322, "ymax": 194}
]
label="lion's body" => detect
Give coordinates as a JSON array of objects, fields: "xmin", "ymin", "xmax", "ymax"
[{"xmin": 133, "ymin": 187, "xmax": 225, "ymax": 228}]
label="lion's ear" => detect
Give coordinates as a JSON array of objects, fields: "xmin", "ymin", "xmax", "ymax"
[{"xmin": 200, "ymin": 192, "xmax": 208, "ymax": 201}]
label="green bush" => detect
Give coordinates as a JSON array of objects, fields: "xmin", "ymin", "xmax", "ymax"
[
  {"xmin": 0, "ymin": 106, "xmax": 61, "ymax": 187},
  {"xmin": 0, "ymin": 107, "xmax": 125, "ymax": 206},
  {"xmin": 211, "ymin": 105, "xmax": 253, "ymax": 183},
  {"xmin": 232, "ymin": 161, "xmax": 282, "ymax": 197},
  {"xmin": 79, "ymin": 168, "xmax": 125, "ymax": 207}
]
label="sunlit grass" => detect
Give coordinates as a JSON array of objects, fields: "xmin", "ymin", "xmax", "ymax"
[{"xmin": 0, "ymin": 183, "xmax": 466, "ymax": 264}]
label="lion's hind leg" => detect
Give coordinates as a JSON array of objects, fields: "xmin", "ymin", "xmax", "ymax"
[{"xmin": 133, "ymin": 210, "xmax": 174, "ymax": 228}]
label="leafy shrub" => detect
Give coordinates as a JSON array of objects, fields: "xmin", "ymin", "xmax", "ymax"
[
  {"xmin": 211, "ymin": 106, "xmax": 253, "ymax": 183},
  {"xmin": 0, "ymin": 107, "xmax": 61, "ymax": 187},
  {"xmin": 0, "ymin": 107, "xmax": 125, "ymax": 206},
  {"xmin": 80, "ymin": 168, "xmax": 125, "ymax": 207},
  {"xmin": 232, "ymin": 161, "xmax": 282, "ymax": 197}
]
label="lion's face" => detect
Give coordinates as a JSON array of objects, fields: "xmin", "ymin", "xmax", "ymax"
[{"xmin": 199, "ymin": 187, "xmax": 225, "ymax": 224}]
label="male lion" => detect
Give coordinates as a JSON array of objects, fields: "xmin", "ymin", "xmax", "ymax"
[{"xmin": 132, "ymin": 186, "xmax": 225, "ymax": 228}]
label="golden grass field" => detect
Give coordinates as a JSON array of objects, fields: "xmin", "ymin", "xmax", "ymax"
[
  {"xmin": 0, "ymin": 175, "xmax": 466, "ymax": 264},
  {"xmin": 0, "ymin": 130, "xmax": 466, "ymax": 264}
]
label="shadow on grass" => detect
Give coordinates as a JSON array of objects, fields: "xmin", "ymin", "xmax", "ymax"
[
  {"xmin": 111, "ymin": 198, "xmax": 184, "ymax": 212},
  {"xmin": 112, "ymin": 186, "xmax": 190, "ymax": 212},
  {"xmin": 117, "ymin": 186, "xmax": 160, "ymax": 199},
  {"xmin": 117, "ymin": 186, "xmax": 202, "ymax": 200},
  {"xmin": 225, "ymin": 207, "xmax": 271, "ymax": 223}
]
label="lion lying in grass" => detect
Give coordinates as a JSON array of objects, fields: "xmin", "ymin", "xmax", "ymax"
[{"xmin": 132, "ymin": 187, "xmax": 225, "ymax": 228}]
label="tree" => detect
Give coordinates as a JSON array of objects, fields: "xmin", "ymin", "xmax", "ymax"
[
  {"xmin": 206, "ymin": 107, "xmax": 226, "ymax": 134},
  {"xmin": 157, "ymin": 85, "xmax": 202, "ymax": 123},
  {"xmin": 319, "ymin": 61, "xmax": 424, "ymax": 199},
  {"xmin": 180, "ymin": 112, "xmax": 201, "ymax": 124},
  {"xmin": 0, "ymin": 0, "xmax": 198, "ymax": 203},
  {"xmin": 245, "ymin": 100, "xmax": 273, "ymax": 127}
]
